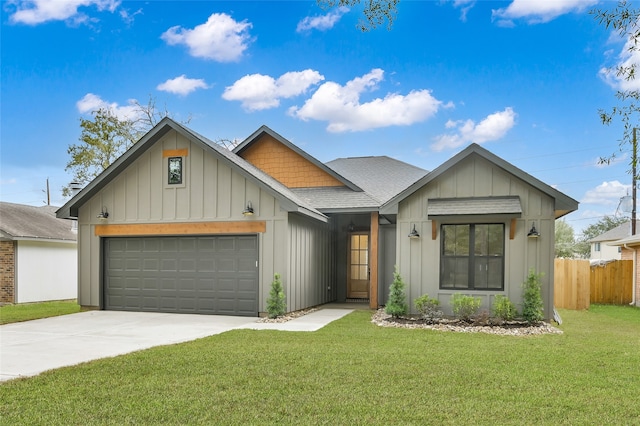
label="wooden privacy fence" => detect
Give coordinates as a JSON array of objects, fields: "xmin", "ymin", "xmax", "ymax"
[{"xmin": 554, "ymin": 259, "xmax": 633, "ymax": 310}]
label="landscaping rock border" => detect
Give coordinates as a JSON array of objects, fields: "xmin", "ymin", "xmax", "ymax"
[
  {"xmin": 371, "ymin": 309, "xmax": 563, "ymax": 336},
  {"xmin": 256, "ymin": 307, "xmax": 319, "ymax": 323}
]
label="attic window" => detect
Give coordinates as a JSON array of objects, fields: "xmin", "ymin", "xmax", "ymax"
[{"xmin": 168, "ymin": 157, "xmax": 183, "ymax": 185}]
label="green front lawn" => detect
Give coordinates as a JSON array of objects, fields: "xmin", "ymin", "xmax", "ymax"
[
  {"xmin": 0, "ymin": 300, "xmax": 81, "ymax": 324},
  {"xmin": 1, "ymin": 305, "xmax": 639, "ymax": 424}
]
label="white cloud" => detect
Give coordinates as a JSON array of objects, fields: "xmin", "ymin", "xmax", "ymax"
[
  {"xmin": 161, "ymin": 13, "xmax": 252, "ymax": 62},
  {"xmin": 492, "ymin": 0, "xmax": 597, "ymax": 25},
  {"xmin": 297, "ymin": 6, "xmax": 349, "ymax": 32},
  {"xmin": 289, "ymin": 69, "xmax": 443, "ymax": 132},
  {"xmin": 582, "ymin": 180, "xmax": 630, "ymax": 206},
  {"xmin": 222, "ymin": 70, "xmax": 324, "ymax": 111},
  {"xmin": 599, "ymin": 31, "xmax": 640, "ymax": 92},
  {"xmin": 76, "ymin": 93, "xmax": 142, "ymax": 121},
  {"xmin": 431, "ymin": 107, "xmax": 517, "ymax": 151},
  {"xmin": 157, "ymin": 75, "xmax": 209, "ymax": 96},
  {"xmin": 452, "ymin": 0, "xmax": 476, "ymax": 22},
  {"xmin": 8, "ymin": 0, "xmax": 120, "ymax": 25}
]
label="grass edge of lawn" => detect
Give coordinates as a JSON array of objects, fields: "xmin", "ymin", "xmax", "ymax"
[{"xmin": 0, "ymin": 300, "xmax": 82, "ymax": 324}]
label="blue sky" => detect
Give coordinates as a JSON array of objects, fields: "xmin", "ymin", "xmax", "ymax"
[{"xmin": 1, "ymin": 0, "xmax": 637, "ymax": 236}]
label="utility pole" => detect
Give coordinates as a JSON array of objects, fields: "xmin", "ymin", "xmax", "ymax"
[
  {"xmin": 43, "ymin": 178, "xmax": 51, "ymax": 206},
  {"xmin": 634, "ymin": 128, "xmax": 637, "ymax": 235}
]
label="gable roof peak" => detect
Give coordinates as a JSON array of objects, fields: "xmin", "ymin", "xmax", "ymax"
[
  {"xmin": 380, "ymin": 142, "xmax": 578, "ymax": 219},
  {"xmin": 233, "ymin": 125, "xmax": 362, "ymax": 191}
]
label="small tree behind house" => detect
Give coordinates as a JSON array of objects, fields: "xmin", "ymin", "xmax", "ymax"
[
  {"xmin": 385, "ymin": 266, "xmax": 408, "ymax": 318},
  {"xmin": 266, "ymin": 273, "xmax": 286, "ymax": 319}
]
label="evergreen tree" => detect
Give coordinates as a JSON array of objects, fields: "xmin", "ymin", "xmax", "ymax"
[
  {"xmin": 266, "ymin": 273, "xmax": 286, "ymax": 319},
  {"xmin": 522, "ymin": 269, "xmax": 544, "ymax": 324},
  {"xmin": 385, "ymin": 266, "xmax": 408, "ymax": 318}
]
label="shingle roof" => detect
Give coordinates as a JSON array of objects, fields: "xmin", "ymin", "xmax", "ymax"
[
  {"xmin": 326, "ymin": 156, "xmax": 428, "ymax": 205},
  {"xmin": 1, "ymin": 202, "xmax": 77, "ymax": 242},
  {"xmin": 291, "ymin": 187, "xmax": 380, "ymax": 212},
  {"xmin": 590, "ymin": 221, "xmax": 638, "ymax": 243},
  {"xmin": 427, "ymin": 196, "xmax": 522, "ymax": 217}
]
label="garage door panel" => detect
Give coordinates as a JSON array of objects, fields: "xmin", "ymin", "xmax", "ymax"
[
  {"xmin": 143, "ymin": 259, "xmax": 159, "ymax": 271},
  {"xmin": 142, "ymin": 297, "xmax": 159, "ymax": 310},
  {"xmin": 179, "ymin": 258, "xmax": 197, "ymax": 272},
  {"xmin": 238, "ymin": 258, "xmax": 257, "ymax": 273},
  {"xmin": 237, "ymin": 236, "xmax": 257, "ymax": 251},
  {"xmin": 160, "ymin": 277, "xmax": 177, "ymax": 290},
  {"xmin": 217, "ymin": 258, "xmax": 238, "ymax": 273},
  {"xmin": 104, "ymin": 236, "xmax": 258, "ymax": 316},
  {"xmin": 143, "ymin": 239, "xmax": 160, "ymax": 251},
  {"xmin": 161, "ymin": 259, "xmax": 178, "ymax": 272},
  {"xmin": 125, "ymin": 239, "xmax": 142, "ymax": 251},
  {"xmin": 216, "ymin": 237, "xmax": 236, "ymax": 251},
  {"xmin": 160, "ymin": 239, "xmax": 178, "ymax": 251}
]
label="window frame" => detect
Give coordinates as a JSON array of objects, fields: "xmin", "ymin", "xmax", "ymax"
[
  {"xmin": 167, "ymin": 156, "xmax": 183, "ymax": 185},
  {"xmin": 439, "ymin": 223, "xmax": 505, "ymax": 291}
]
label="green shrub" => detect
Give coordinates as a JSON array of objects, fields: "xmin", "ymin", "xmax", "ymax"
[
  {"xmin": 414, "ymin": 294, "xmax": 442, "ymax": 322},
  {"xmin": 451, "ymin": 293, "xmax": 481, "ymax": 322},
  {"xmin": 492, "ymin": 295, "xmax": 518, "ymax": 323},
  {"xmin": 522, "ymin": 269, "xmax": 544, "ymax": 324},
  {"xmin": 385, "ymin": 266, "xmax": 408, "ymax": 318},
  {"xmin": 266, "ymin": 273, "xmax": 286, "ymax": 319}
]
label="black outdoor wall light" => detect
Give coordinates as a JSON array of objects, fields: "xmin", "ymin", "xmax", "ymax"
[
  {"xmin": 97, "ymin": 206, "xmax": 109, "ymax": 220},
  {"xmin": 243, "ymin": 201, "xmax": 254, "ymax": 216}
]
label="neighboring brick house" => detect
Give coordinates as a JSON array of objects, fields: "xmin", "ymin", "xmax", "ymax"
[{"xmin": 0, "ymin": 202, "xmax": 77, "ymax": 304}]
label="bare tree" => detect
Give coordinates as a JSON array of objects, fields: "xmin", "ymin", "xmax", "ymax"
[{"xmin": 318, "ymin": 0, "xmax": 399, "ymax": 31}]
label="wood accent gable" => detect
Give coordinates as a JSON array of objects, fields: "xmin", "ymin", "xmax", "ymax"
[
  {"xmin": 238, "ymin": 134, "xmax": 344, "ymax": 188},
  {"xmin": 163, "ymin": 148, "xmax": 189, "ymax": 157},
  {"xmin": 95, "ymin": 221, "xmax": 266, "ymax": 236}
]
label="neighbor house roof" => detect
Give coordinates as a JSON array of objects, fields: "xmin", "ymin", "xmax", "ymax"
[
  {"xmin": 1, "ymin": 202, "xmax": 77, "ymax": 242},
  {"xmin": 380, "ymin": 143, "xmax": 579, "ymax": 217},
  {"xmin": 57, "ymin": 118, "xmax": 328, "ymax": 222},
  {"xmin": 608, "ymin": 234, "xmax": 640, "ymax": 247},
  {"xmin": 590, "ymin": 221, "xmax": 638, "ymax": 243}
]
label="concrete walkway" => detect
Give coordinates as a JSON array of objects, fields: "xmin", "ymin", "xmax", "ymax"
[{"xmin": 0, "ymin": 308, "xmax": 353, "ymax": 382}]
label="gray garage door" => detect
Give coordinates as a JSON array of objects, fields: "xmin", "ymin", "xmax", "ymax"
[{"xmin": 104, "ymin": 235, "xmax": 258, "ymax": 316}]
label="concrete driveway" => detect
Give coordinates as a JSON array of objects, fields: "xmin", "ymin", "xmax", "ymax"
[{"xmin": 0, "ymin": 308, "xmax": 352, "ymax": 382}]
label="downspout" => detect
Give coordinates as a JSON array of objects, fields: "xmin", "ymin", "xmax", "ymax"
[{"xmin": 624, "ymin": 243, "xmax": 637, "ymax": 306}]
